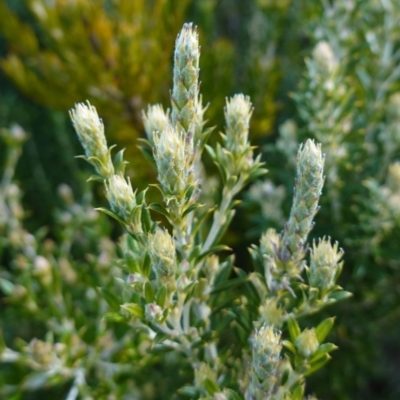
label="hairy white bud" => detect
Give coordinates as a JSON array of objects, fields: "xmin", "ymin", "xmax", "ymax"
[
  {"xmin": 69, "ymin": 101, "xmax": 114, "ymax": 178},
  {"xmin": 309, "ymin": 237, "xmax": 343, "ymax": 293},
  {"xmin": 224, "ymin": 94, "xmax": 253, "ymax": 156},
  {"xmin": 149, "ymin": 229, "xmax": 176, "ymax": 277},
  {"xmin": 105, "ymin": 174, "xmax": 136, "ymax": 221},
  {"xmin": 142, "ymin": 104, "xmax": 170, "ymax": 143},
  {"xmin": 295, "ymin": 328, "xmax": 319, "ymax": 359},
  {"xmin": 153, "ymin": 124, "xmax": 194, "ymax": 197},
  {"xmin": 312, "ymin": 41, "xmax": 338, "ymax": 73}
]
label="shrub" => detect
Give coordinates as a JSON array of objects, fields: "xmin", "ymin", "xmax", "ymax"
[{"xmin": 0, "ymin": 23, "xmax": 350, "ymax": 399}]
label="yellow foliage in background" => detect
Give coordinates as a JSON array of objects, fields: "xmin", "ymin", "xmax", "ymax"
[
  {"xmin": 0, "ymin": 0, "xmax": 280, "ymax": 183},
  {"xmin": 0, "ymin": 0, "xmax": 192, "ymax": 182}
]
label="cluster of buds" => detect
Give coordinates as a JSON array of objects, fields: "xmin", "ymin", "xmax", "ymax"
[
  {"xmin": 257, "ymin": 140, "xmax": 325, "ymax": 293},
  {"xmin": 307, "ymin": 238, "xmax": 344, "ymax": 295},
  {"xmin": 66, "ymin": 22, "xmax": 347, "ymax": 400},
  {"xmin": 142, "ymin": 104, "xmax": 170, "ymax": 144},
  {"xmin": 171, "ymin": 23, "xmax": 204, "ymax": 145},
  {"xmin": 247, "ymin": 325, "xmax": 282, "ymax": 398},
  {"xmin": 282, "ymin": 140, "xmax": 325, "ymax": 263},
  {"xmin": 153, "ymin": 124, "xmax": 195, "ymax": 200},
  {"xmin": 148, "ymin": 228, "xmax": 177, "ymax": 279},
  {"xmin": 105, "ymin": 174, "xmax": 136, "ymax": 222}
]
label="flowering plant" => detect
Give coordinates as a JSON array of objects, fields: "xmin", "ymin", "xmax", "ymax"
[{"xmin": 0, "ymin": 23, "xmax": 349, "ymax": 399}]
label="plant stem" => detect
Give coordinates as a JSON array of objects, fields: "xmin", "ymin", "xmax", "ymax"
[{"xmin": 202, "ymin": 180, "xmax": 242, "ymax": 253}]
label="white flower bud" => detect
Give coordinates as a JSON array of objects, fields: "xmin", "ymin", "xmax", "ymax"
[
  {"xmin": 260, "ymin": 229, "xmax": 281, "ymax": 258},
  {"xmin": 148, "ymin": 229, "xmax": 176, "ymax": 278},
  {"xmin": 29, "ymin": 339, "xmax": 54, "ymax": 367},
  {"xmin": 33, "ymin": 256, "xmax": 52, "ymax": 286},
  {"xmin": 312, "ymin": 41, "xmax": 338, "ymax": 73},
  {"xmin": 69, "ymin": 101, "xmax": 114, "ymax": 178},
  {"xmin": 142, "ymin": 104, "xmax": 170, "ymax": 143},
  {"xmin": 153, "ymin": 125, "xmax": 194, "ymax": 197},
  {"xmin": 105, "ymin": 174, "xmax": 136, "ymax": 221},
  {"xmin": 309, "ymin": 238, "xmax": 343, "ymax": 293},
  {"xmin": 259, "ymin": 299, "xmax": 285, "ymax": 329},
  {"xmin": 145, "ymin": 303, "xmax": 163, "ymax": 323},
  {"xmin": 224, "ymin": 94, "xmax": 253, "ymax": 156},
  {"xmin": 295, "ymin": 328, "xmax": 319, "ymax": 359}
]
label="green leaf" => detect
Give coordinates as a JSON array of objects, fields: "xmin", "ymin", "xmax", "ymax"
[
  {"xmin": 315, "ymin": 317, "xmax": 335, "ymax": 343},
  {"xmin": 204, "ymin": 378, "xmax": 220, "ymax": 395},
  {"xmin": 100, "ymin": 288, "xmax": 121, "ymax": 311},
  {"xmin": 150, "ymin": 344, "xmax": 175, "ymax": 354},
  {"xmin": 103, "ymin": 312, "xmax": 125, "ymax": 323},
  {"xmin": 136, "ymin": 188, "xmax": 148, "ymax": 206},
  {"xmin": 205, "ymin": 144, "xmax": 216, "ymax": 160},
  {"xmin": 329, "ymin": 290, "xmax": 352, "ymax": 302},
  {"xmin": 282, "ymin": 339, "xmax": 297, "ymax": 355},
  {"xmin": 214, "ymin": 314, "xmax": 235, "ymax": 334},
  {"xmin": 144, "ymin": 281, "xmax": 155, "ymax": 303},
  {"xmin": 310, "ymin": 343, "xmax": 338, "ymax": 363},
  {"xmin": 199, "ymin": 126, "xmax": 215, "ymax": 149},
  {"xmin": 182, "ymin": 202, "xmax": 203, "ymax": 218},
  {"xmin": 125, "ymin": 252, "xmax": 141, "ymax": 274},
  {"xmin": 138, "ymin": 145, "xmax": 156, "ymax": 166},
  {"xmin": 0, "ymin": 278, "xmax": 15, "ymax": 296},
  {"xmin": 154, "ymin": 332, "xmax": 169, "ymax": 344},
  {"xmin": 291, "ymin": 383, "xmax": 304, "ymax": 400},
  {"xmin": 130, "ymin": 205, "xmax": 142, "ymax": 226},
  {"xmin": 280, "ymin": 367, "xmax": 290, "ymax": 386},
  {"xmin": 188, "ymin": 245, "xmax": 201, "ymax": 262},
  {"xmin": 305, "ymin": 353, "xmax": 331, "ymax": 376},
  {"xmin": 213, "ymin": 159, "xmax": 227, "ymax": 185},
  {"xmin": 183, "ymin": 279, "xmax": 196, "ymax": 296},
  {"xmin": 184, "ymin": 184, "xmax": 195, "ymax": 202},
  {"xmin": 120, "ymin": 303, "xmax": 144, "ymax": 319},
  {"xmin": 228, "ymin": 310, "xmax": 252, "ymax": 332},
  {"xmin": 156, "ymin": 286, "xmax": 167, "ymax": 308},
  {"xmin": 209, "ymin": 209, "xmax": 235, "ymax": 248},
  {"xmin": 178, "ymin": 386, "xmax": 199, "ymax": 398},
  {"xmin": 193, "ymin": 278, "xmax": 207, "ymax": 298},
  {"xmin": 95, "ymin": 207, "xmax": 125, "ymax": 225},
  {"xmin": 192, "ymin": 207, "xmax": 214, "ymax": 237},
  {"xmin": 199, "ymin": 245, "xmax": 231, "ymax": 261},
  {"xmin": 287, "ymin": 318, "xmax": 301, "ymax": 341},
  {"xmin": 141, "ymin": 204, "xmax": 153, "ymax": 232},
  {"xmin": 87, "ymin": 174, "xmax": 104, "ymax": 183},
  {"xmin": 214, "ymin": 262, "xmax": 233, "ymax": 286},
  {"xmin": 113, "ymin": 148, "xmax": 128, "ymax": 174},
  {"xmin": 211, "ymin": 276, "xmax": 248, "ymax": 294},
  {"xmin": 245, "ymin": 167, "xmax": 268, "ymax": 185},
  {"xmin": 148, "ymin": 202, "xmax": 170, "ymax": 218},
  {"xmin": 142, "ymin": 253, "xmax": 151, "ymax": 278}
]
